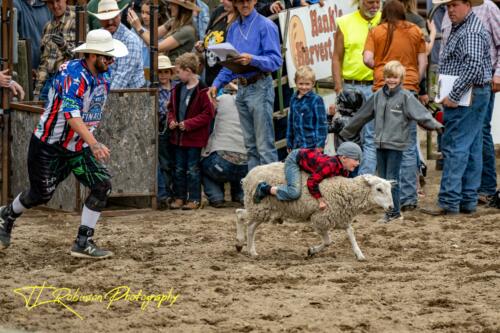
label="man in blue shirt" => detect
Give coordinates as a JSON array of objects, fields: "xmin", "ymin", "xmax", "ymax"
[{"xmin": 209, "ymin": 0, "xmax": 283, "ymax": 171}]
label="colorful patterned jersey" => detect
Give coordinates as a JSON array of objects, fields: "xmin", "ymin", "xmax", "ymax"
[{"xmin": 34, "ymin": 59, "xmax": 111, "ymax": 152}]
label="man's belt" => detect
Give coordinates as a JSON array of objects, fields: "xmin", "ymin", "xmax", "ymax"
[
  {"xmin": 343, "ymin": 79, "xmax": 373, "ymax": 86},
  {"xmin": 238, "ymin": 72, "xmax": 270, "ymax": 87},
  {"xmin": 473, "ymin": 82, "xmax": 491, "ymax": 88}
]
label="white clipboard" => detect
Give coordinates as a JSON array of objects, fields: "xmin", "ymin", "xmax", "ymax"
[
  {"xmin": 435, "ymin": 74, "xmax": 472, "ymax": 107},
  {"xmin": 207, "ymin": 42, "xmax": 240, "ymax": 61}
]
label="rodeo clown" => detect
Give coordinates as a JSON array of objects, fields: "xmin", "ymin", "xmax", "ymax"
[{"xmin": 0, "ymin": 29, "xmax": 128, "ymax": 259}]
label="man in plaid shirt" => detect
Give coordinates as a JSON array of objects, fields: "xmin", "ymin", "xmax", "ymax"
[
  {"xmin": 254, "ymin": 142, "xmax": 361, "ymax": 210},
  {"xmin": 90, "ymin": 0, "xmax": 146, "ymax": 89},
  {"xmin": 441, "ymin": 0, "xmax": 500, "ymax": 204},
  {"xmin": 34, "ymin": 0, "xmax": 76, "ymax": 102},
  {"xmin": 422, "ymin": 0, "xmax": 492, "ymax": 216}
]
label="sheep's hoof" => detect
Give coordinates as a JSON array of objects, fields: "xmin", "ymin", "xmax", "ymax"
[
  {"xmin": 307, "ymin": 247, "xmax": 316, "ymax": 257},
  {"xmin": 356, "ymin": 255, "xmax": 367, "ymax": 261},
  {"xmin": 235, "ymin": 244, "xmax": 243, "ymax": 252}
]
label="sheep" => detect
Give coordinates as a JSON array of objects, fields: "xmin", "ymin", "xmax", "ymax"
[{"xmin": 235, "ymin": 162, "xmax": 394, "ymax": 261}]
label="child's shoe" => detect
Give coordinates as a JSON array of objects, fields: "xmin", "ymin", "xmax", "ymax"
[
  {"xmin": 401, "ymin": 204, "xmax": 417, "ymax": 212},
  {"xmin": 488, "ymin": 190, "xmax": 500, "ymax": 208},
  {"xmin": 253, "ymin": 182, "xmax": 271, "ymax": 204},
  {"xmin": 170, "ymin": 199, "xmax": 184, "ymax": 210},
  {"xmin": 182, "ymin": 201, "xmax": 200, "ymax": 210},
  {"xmin": 377, "ymin": 213, "xmax": 403, "ymax": 224},
  {"xmin": 209, "ymin": 200, "xmax": 225, "ymax": 208}
]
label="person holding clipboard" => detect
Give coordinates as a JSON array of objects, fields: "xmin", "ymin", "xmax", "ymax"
[
  {"xmin": 208, "ymin": 0, "xmax": 283, "ymax": 171},
  {"xmin": 421, "ymin": 0, "xmax": 491, "ymax": 216}
]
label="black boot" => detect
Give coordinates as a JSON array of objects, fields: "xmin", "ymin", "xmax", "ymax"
[
  {"xmin": 70, "ymin": 225, "xmax": 113, "ymax": 259},
  {"xmin": 0, "ymin": 205, "xmax": 21, "ymax": 250}
]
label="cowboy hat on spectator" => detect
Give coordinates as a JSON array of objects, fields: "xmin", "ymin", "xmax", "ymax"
[
  {"xmin": 432, "ymin": 0, "xmax": 483, "ymax": 6},
  {"xmin": 73, "ymin": 29, "xmax": 129, "ymax": 58},
  {"xmin": 158, "ymin": 55, "xmax": 176, "ymax": 70},
  {"xmin": 167, "ymin": 0, "xmax": 201, "ymax": 12},
  {"xmin": 88, "ymin": 0, "xmax": 128, "ymax": 21}
]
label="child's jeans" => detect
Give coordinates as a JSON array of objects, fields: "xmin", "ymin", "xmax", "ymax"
[
  {"xmin": 276, "ymin": 149, "xmax": 302, "ymax": 201},
  {"xmin": 173, "ymin": 146, "xmax": 202, "ymax": 202},
  {"xmin": 158, "ymin": 132, "xmax": 175, "ymax": 199},
  {"xmin": 376, "ymin": 148, "xmax": 403, "ymax": 216}
]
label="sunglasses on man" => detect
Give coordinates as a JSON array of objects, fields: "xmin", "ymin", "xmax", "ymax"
[{"xmin": 99, "ymin": 55, "xmax": 115, "ymax": 63}]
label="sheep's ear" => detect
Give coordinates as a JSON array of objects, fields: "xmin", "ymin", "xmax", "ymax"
[
  {"xmin": 388, "ymin": 180, "xmax": 397, "ymax": 187},
  {"xmin": 362, "ymin": 174, "xmax": 379, "ymax": 186}
]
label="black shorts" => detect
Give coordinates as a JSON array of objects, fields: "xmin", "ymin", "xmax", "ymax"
[{"xmin": 27, "ymin": 135, "xmax": 111, "ymax": 198}]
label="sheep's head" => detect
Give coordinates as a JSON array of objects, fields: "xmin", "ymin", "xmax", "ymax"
[{"xmin": 362, "ymin": 174, "xmax": 394, "ymax": 211}]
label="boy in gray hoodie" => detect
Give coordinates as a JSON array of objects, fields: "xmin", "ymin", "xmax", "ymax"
[{"xmin": 340, "ymin": 61, "xmax": 443, "ymax": 223}]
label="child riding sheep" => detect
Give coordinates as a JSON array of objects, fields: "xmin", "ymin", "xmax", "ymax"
[{"xmin": 254, "ymin": 142, "xmax": 362, "ymax": 210}]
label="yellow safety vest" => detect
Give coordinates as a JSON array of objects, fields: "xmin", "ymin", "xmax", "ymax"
[{"xmin": 337, "ymin": 10, "xmax": 381, "ymax": 81}]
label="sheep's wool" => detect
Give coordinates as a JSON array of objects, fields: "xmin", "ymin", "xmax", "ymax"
[{"xmin": 242, "ymin": 162, "xmax": 374, "ymax": 230}]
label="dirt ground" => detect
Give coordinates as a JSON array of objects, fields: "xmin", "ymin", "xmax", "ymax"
[{"xmin": 0, "ymin": 164, "xmax": 499, "ymax": 333}]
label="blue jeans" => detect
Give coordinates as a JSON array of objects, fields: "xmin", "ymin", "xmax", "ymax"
[
  {"xmin": 344, "ymin": 83, "xmax": 376, "ymax": 175},
  {"xmin": 235, "ymin": 75, "xmax": 278, "ymax": 171},
  {"xmin": 478, "ymin": 88, "xmax": 497, "ymax": 196},
  {"xmin": 158, "ymin": 133, "xmax": 175, "ymax": 199},
  {"xmin": 173, "ymin": 146, "xmax": 202, "ymax": 202},
  {"xmin": 276, "ymin": 149, "xmax": 302, "ymax": 201},
  {"xmin": 359, "ymin": 120, "xmax": 377, "ymax": 175},
  {"xmin": 399, "ymin": 121, "xmax": 418, "ymax": 207},
  {"xmin": 377, "ymin": 148, "xmax": 403, "ymax": 216},
  {"xmin": 158, "ymin": 167, "xmax": 167, "ymax": 199},
  {"xmin": 201, "ymin": 152, "xmax": 248, "ymax": 203},
  {"xmin": 438, "ymin": 86, "xmax": 490, "ymax": 212}
]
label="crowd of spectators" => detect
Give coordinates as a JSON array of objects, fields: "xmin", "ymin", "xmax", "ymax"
[{"xmin": 4, "ymin": 0, "xmax": 500, "ymax": 212}]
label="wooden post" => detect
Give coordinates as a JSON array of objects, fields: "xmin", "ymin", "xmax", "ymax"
[
  {"xmin": 149, "ymin": 0, "xmax": 159, "ymax": 87},
  {"xmin": 1, "ymin": 0, "xmax": 13, "ymax": 204},
  {"xmin": 1, "ymin": 0, "xmax": 13, "ymax": 109},
  {"xmin": 74, "ymin": 0, "xmax": 86, "ymax": 211},
  {"xmin": 276, "ymin": 10, "xmax": 290, "ymax": 114},
  {"xmin": 148, "ymin": 0, "xmax": 159, "ymax": 209},
  {"xmin": 75, "ymin": 0, "xmax": 87, "ymax": 46}
]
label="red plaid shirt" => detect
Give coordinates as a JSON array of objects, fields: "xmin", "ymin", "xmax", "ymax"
[{"xmin": 297, "ymin": 149, "xmax": 349, "ymax": 199}]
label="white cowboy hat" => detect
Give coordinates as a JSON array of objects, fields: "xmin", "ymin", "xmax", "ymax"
[
  {"xmin": 88, "ymin": 0, "xmax": 128, "ymax": 21},
  {"xmin": 432, "ymin": 0, "xmax": 483, "ymax": 6},
  {"xmin": 73, "ymin": 29, "xmax": 128, "ymax": 57},
  {"xmin": 158, "ymin": 55, "xmax": 175, "ymax": 70}
]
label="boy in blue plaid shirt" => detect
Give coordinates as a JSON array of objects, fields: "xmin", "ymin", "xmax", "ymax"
[{"xmin": 286, "ymin": 66, "xmax": 328, "ymax": 151}]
